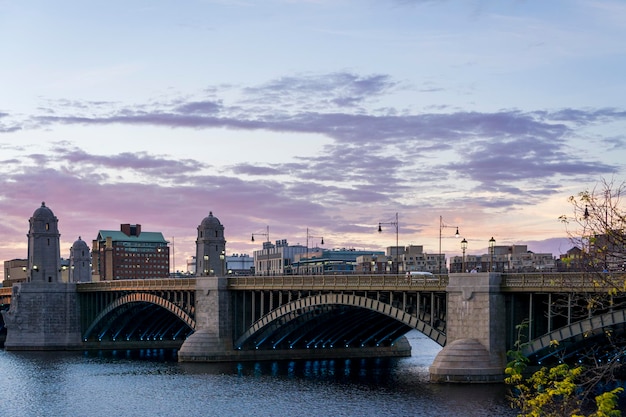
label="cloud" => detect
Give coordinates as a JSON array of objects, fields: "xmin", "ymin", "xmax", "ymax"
[
  {"xmin": 1, "ymin": 72, "xmax": 624, "ymax": 272},
  {"xmin": 6, "ymin": 72, "xmax": 619, "ymax": 208},
  {"xmin": 0, "ymin": 112, "xmax": 21, "ymax": 133},
  {"xmin": 49, "ymin": 143, "xmax": 206, "ymax": 176}
]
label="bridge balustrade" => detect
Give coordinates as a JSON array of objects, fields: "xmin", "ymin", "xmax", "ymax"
[
  {"xmin": 76, "ymin": 278, "xmax": 197, "ymax": 292},
  {"xmin": 226, "ymin": 274, "xmax": 448, "ymax": 291},
  {"xmin": 502, "ymin": 272, "xmax": 626, "ymax": 292}
]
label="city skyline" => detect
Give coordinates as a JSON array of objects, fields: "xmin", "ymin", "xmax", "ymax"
[{"xmin": 1, "ymin": 1, "xmax": 625, "ymax": 279}]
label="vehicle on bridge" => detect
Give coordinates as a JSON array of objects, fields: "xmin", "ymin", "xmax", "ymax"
[{"xmin": 406, "ymin": 271, "xmax": 435, "ymax": 283}]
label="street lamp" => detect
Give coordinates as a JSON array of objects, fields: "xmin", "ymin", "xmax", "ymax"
[
  {"xmin": 461, "ymin": 238, "xmax": 468, "ymax": 273},
  {"xmin": 252, "ymin": 226, "xmax": 270, "ymax": 276},
  {"xmin": 378, "ymin": 213, "xmax": 399, "ymax": 275},
  {"xmin": 489, "ymin": 237, "xmax": 496, "ymax": 272},
  {"xmin": 306, "ymin": 228, "xmax": 324, "ymax": 275},
  {"xmin": 439, "ymin": 216, "xmax": 460, "ymax": 274}
]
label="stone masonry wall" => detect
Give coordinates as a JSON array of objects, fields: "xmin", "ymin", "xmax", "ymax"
[{"xmin": 2, "ymin": 282, "xmax": 82, "ymax": 350}]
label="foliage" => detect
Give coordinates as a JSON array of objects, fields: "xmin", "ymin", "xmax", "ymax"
[
  {"xmin": 505, "ymin": 322, "xmax": 623, "ymax": 417},
  {"xmin": 507, "ymin": 179, "xmax": 626, "ymax": 415},
  {"xmin": 559, "ymin": 178, "xmax": 626, "ymax": 275}
]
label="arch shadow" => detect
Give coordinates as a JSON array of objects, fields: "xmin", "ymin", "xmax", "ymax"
[
  {"xmin": 234, "ymin": 293, "xmax": 446, "ymax": 350},
  {"xmin": 83, "ymin": 292, "xmax": 196, "ymax": 341}
]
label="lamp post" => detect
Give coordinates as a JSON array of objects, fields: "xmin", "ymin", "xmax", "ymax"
[
  {"xmin": 439, "ymin": 216, "xmax": 460, "ymax": 274},
  {"xmin": 489, "ymin": 237, "xmax": 496, "ymax": 272},
  {"xmin": 251, "ymin": 226, "xmax": 270, "ymax": 276},
  {"xmin": 306, "ymin": 228, "xmax": 324, "ymax": 275},
  {"xmin": 378, "ymin": 213, "xmax": 399, "ymax": 275},
  {"xmin": 461, "ymin": 238, "xmax": 468, "ymax": 273}
]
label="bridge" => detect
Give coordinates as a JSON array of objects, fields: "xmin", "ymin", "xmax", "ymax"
[{"xmin": 2, "ymin": 272, "xmax": 625, "ymax": 382}]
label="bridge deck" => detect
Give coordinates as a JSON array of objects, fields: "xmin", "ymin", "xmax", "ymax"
[{"xmin": 1, "ymin": 272, "xmax": 624, "ymax": 295}]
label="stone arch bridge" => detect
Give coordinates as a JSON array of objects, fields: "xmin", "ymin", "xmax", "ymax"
[{"xmin": 2, "ymin": 272, "xmax": 625, "ymax": 382}]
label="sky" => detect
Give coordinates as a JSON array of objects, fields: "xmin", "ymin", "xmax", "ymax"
[{"xmin": 1, "ymin": 0, "xmax": 625, "ymax": 278}]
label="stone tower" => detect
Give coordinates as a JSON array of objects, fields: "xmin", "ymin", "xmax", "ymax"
[
  {"xmin": 195, "ymin": 212, "xmax": 226, "ymax": 276},
  {"xmin": 69, "ymin": 236, "xmax": 92, "ymax": 282},
  {"xmin": 2, "ymin": 202, "xmax": 82, "ymax": 350},
  {"xmin": 27, "ymin": 202, "xmax": 61, "ymax": 283}
]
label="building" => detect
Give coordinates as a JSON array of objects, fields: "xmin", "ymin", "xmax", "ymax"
[
  {"xmin": 3, "ymin": 259, "xmax": 28, "ymax": 287},
  {"xmin": 253, "ymin": 239, "xmax": 308, "ymax": 275},
  {"xmin": 225, "ymin": 253, "xmax": 254, "ymax": 275},
  {"xmin": 186, "ymin": 256, "xmax": 196, "ymax": 275},
  {"xmin": 353, "ymin": 245, "xmax": 445, "ymax": 274},
  {"xmin": 588, "ymin": 231, "xmax": 626, "ymax": 272},
  {"xmin": 92, "ymin": 224, "xmax": 169, "ymax": 280},
  {"xmin": 450, "ymin": 244, "xmax": 556, "ymax": 273},
  {"xmin": 298, "ymin": 248, "xmax": 385, "ymax": 274},
  {"xmin": 400, "ymin": 245, "xmax": 445, "ymax": 274}
]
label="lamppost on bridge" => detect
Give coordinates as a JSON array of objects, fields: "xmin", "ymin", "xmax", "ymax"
[
  {"xmin": 439, "ymin": 216, "xmax": 460, "ymax": 274},
  {"xmin": 306, "ymin": 228, "xmax": 324, "ymax": 275},
  {"xmin": 489, "ymin": 237, "xmax": 496, "ymax": 272},
  {"xmin": 378, "ymin": 212, "xmax": 399, "ymax": 276},
  {"xmin": 251, "ymin": 226, "xmax": 270, "ymax": 276},
  {"xmin": 461, "ymin": 238, "xmax": 468, "ymax": 273}
]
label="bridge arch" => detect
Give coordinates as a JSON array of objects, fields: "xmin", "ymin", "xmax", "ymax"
[
  {"xmin": 234, "ymin": 293, "xmax": 445, "ymax": 350},
  {"xmin": 83, "ymin": 293, "xmax": 196, "ymax": 341},
  {"xmin": 523, "ymin": 309, "xmax": 626, "ymax": 361}
]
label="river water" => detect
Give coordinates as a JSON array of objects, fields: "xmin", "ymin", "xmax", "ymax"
[{"xmin": 0, "ymin": 331, "xmax": 516, "ymax": 417}]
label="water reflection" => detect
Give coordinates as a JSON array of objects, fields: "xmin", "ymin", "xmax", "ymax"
[{"xmin": 1, "ymin": 332, "xmax": 516, "ymax": 417}]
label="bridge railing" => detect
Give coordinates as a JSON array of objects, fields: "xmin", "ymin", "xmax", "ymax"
[
  {"xmin": 76, "ymin": 278, "xmax": 197, "ymax": 292},
  {"xmin": 502, "ymin": 272, "xmax": 626, "ymax": 292},
  {"xmin": 227, "ymin": 274, "xmax": 448, "ymax": 291}
]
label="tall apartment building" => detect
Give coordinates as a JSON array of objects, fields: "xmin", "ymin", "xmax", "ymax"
[{"xmin": 92, "ymin": 224, "xmax": 169, "ymax": 280}]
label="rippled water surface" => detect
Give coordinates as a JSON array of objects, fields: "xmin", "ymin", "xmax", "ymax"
[{"xmin": 0, "ymin": 331, "xmax": 516, "ymax": 417}]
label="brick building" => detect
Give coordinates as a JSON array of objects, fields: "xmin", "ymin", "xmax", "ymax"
[{"xmin": 92, "ymin": 224, "xmax": 169, "ymax": 280}]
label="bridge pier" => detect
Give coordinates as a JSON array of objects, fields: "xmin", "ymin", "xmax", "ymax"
[
  {"xmin": 178, "ymin": 277, "xmax": 236, "ymax": 361},
  {"xmin": 430, "ymin": 272, "xmax": 506, "ymax": 383},
  {"xmin": 2, "ymin": 282, "xmax": 82, "ymax": 350}
]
